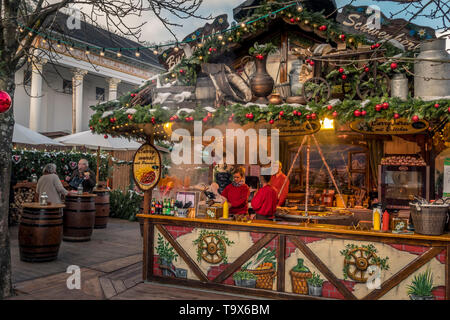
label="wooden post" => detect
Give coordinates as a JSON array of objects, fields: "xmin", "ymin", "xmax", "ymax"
[
  {"xmin": 142, "ymin": 218, "xmax": 154, "ymax": 281},
  {"xmin": 277, "ymin": 235, "xmax": 286, "ymax": 292},
  {"xmin": 96, "ymin": 146, "xmax": 100, "ymax": 186},
  {"xmin": 280, "ymin": 31, "xmax": 288, "ymax": 84},
  {"xmin": 143, "ymin": 190, "xmax": 152, "ymax": 214}
]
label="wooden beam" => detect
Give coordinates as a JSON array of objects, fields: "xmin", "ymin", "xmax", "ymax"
[
  {"xmin": 277, "ymin": 235, "xmax": 286, "ymax": 292},
  {"xmin": 288, "ymin": 235, "xmax": 357, "ymax": 300},
  {"xmin": 446, "ymin": 245, "xmax": 450, "ymax": 300},
  {"xmin": 156, "ymin": 225, "xmax": 209, "ymax": 283},
  {"xmin": 280, "ymin": 31, "xmax": 288, "ymax": 83},
  {"xmin": 362, "ymin": 247, "xmax": 444, "ymax": 300},
  {"xmin": 213, "ymin": 233, "xmax": 277, "ymax": 284},
  {"xmin": 142, "ymin": 219, "xmax": 154, "ymax": 281}
]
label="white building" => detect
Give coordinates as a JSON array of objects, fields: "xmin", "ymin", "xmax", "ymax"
[{"xmin": 14, "ymin": 12, "xmax": 165, "ymax": 136}]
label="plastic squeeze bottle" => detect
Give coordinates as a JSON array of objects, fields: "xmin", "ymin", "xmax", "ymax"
[
  {"xmin": 373, "ymin": 210, "xmax": 381, "ymax": 231},
  {"xmin": 382, "ymin": 210, "xmax": 390, "ymax": 231},
  {"xmin": 223, "ymin": 200, "xmax": 229, "ymax": 219}
]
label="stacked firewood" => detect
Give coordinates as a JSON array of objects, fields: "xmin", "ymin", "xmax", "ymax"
[
  {"xmin": 9, "ymin": 187, "xmax": 36, "ymax": 224},
  {"xmin": 381, "ymin": 155, "xmax": 426, "ymax": 166}
]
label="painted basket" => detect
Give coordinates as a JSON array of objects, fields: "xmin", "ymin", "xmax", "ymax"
[
  {"xmin": 290, "ymin": 270, "xmax": 312, "ymax": 294},
  {"xmin": 247, "ymin": 268, "xmax": 276, "ymax": 290}
]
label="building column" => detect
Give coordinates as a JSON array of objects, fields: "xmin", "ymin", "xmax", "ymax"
[
  {"xmin": 107, "ymin": 77, "xmax": 121, "ymax": 101},
  {"xmin": 29, "ymin": 58, "xmax": 47, "ymax": 132},
  {"xmin": 72, "ymin": 68, "xmax": 88, "ymax": 133}
]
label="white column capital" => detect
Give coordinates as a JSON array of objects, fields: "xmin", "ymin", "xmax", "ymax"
[
  {"xmin": 107, "ymin": 77, "xmax": 121, "ymax": 87},
  {"xmin": 31, "ymin": 57, "xmax": 47, "ymax": 72},
  {"xmin": 72, "ymin": 68, "xmax": 88, "ymax": 80}
]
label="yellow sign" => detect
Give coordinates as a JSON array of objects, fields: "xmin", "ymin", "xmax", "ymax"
[
  {"xmin": 350, "ymin": 118, "xmax": 429, "ymax": 135},
  {"xmin": 132, "ymin": 143, "xmax": 162, "ymax": 191},
  {"xmin": 274, "ymin": 120, "xmax": 321, "ymax": 136}
]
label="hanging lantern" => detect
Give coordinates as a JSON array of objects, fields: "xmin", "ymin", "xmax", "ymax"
[{"xmin": 0, "ymin": 91, "xmax": 12, "ymax": 113}]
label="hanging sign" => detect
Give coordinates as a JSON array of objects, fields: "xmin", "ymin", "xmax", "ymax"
[
  {"xmin": 350, "ymin": 118, "xmax": 429, "ymax": 135},
  {"xmin": 159, "ymin": 14, "xmax": 229, "ymax": 70},
  {"xmin": 336, "ymin": 5, "xmax": 435, "ymax": 51},
  {"xmin": 274, "ymin": 120, "xmax": 321, "ymax": 137},
  {"xmin": 132, "ymin": 143, "xmax": 162, "ymax": 191},
  {"xmin": 444, "ymin": 158, "xmax": 450, "ymax": 197}
]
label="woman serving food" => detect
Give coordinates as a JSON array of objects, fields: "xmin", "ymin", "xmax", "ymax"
[{"xmin": 221, "ymin": 167, "xmax": 250, "ymax": 216}]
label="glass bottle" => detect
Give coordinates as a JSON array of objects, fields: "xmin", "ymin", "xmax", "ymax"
[{"xmin": 77, "ymin": 184, "xmax": 83, "ymax": 195}]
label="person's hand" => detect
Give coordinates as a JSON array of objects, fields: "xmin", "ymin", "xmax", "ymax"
[{"xmin": 83, "ymin": 171, "xmax": 90, "ymax": 180}]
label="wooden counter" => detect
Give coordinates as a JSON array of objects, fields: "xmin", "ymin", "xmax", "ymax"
[{"xmin": 138, "ymin": 214, "xmax": 450, "ymax": 300}]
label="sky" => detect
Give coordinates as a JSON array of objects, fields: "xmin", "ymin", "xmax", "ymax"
[{"xmin": 68, "ymin": 0, "xmax": 449, "ymax": 47}]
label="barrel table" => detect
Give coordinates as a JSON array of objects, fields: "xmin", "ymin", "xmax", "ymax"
[
  {"xmin": 63, "ymin": 193, "xmax": 96, "ymax": 242},
  {"xmin": 93, "ymin": 189, "xmax": 110, "ymax": 229},
  {"xmin": 19, "ymin": 203, "xmax": 65, "ymax": 262}
]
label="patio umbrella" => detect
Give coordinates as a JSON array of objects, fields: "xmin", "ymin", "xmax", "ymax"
[
  {"xmin": 56, "ymin": 130, "xmax": 143, "ymax": 184},
  {"xmin": 13, "ymin": 123, "xmax": 64, "ymax": 146}
]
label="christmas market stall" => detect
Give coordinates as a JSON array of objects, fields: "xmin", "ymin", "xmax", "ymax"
[{"xmin": 89, "ymin": 1, "xmax": 450, "ymax": 300}]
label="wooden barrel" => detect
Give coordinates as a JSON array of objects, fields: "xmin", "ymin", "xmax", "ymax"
[
  {"xmin": 63, "ymin": 194, "xmax": 96, "ymax": 242},
  {"xmin": 93, "ymin": 190, "xmax": 110, "ymax": 229},
  {"xmin": 19, "ymin": 203, "xmax": 65, "ymax": 262},
  {"xmin": 195, "ymin": 76, "xmax": 216, "ymax": 101}
]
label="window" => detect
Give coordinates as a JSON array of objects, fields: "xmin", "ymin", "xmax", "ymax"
[
  {"xmin": 63, "ymin": 79, "xmax": 73, "ymax": 94},
  {"xmin": 96, "ymin": 87, "xmax": 105, "ymax": 101},
  {"xmin": 23, "ymin": 70, "xmax": 31, "ymax": 86}
]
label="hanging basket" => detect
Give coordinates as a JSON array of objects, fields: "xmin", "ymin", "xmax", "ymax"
[
  {"xmin": 247, "ymin": 268, "xmax": 276, "ymax": 290},
  {"xmin": 290, "ymin": 270, "xmax": 312, "ymax": 294}
]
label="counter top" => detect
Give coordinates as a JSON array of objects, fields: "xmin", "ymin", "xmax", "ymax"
[
  {"xmin": 22, "ymin": 202, "xmax": 66, "ymax": 209},
  {"xmin": 137, "ymin": 214, "xmax": 450, "ymax": 243},
  {"xmin": 65, "ymin": 193, "xmax": 97, "ymax": 198}
]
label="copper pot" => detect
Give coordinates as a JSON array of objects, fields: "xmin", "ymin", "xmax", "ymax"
[
  {"xmin": 268, "ymin": 93, "xmax": 283, "ymax": 105},
  {"xmin": 250, "ymin": 56, "xmax": 274, "ymax": 104}
]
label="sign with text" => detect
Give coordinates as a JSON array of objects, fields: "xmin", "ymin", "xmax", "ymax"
[
  {"xmin": 336, "ymin": 5, "xmax": 435, "ymax": 51},
  {"xmin": 133, "ymin": 143, "xmax": 162, "ymax": 191},
  {"xmin": 159, "ymin": 14, "xmax": 229, "ymax": 70},
  {"xmin": 273, "ymin": 120, "xmax": 321, "ymax": 137},
  {"xmin": 350, "ymin": 118, "xmax": 429, "ymax": 135}
]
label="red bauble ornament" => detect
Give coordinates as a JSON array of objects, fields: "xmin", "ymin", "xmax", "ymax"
[
  {"xmin": 375, "ymin": 43, "xmax": 380, "ymax": 48},
  {"xmin": 179, "ymin": 69, "xmax": 184, "ymax": 74},
  {"xmin": 170, "ymin": 116, "xmax": 175, "ymax": 121},
  {"xmin": 151, "ymin": 117, "xmax": 155, "ymax": 124},
  {"xmin": 279, "ymin": 111, "xmax": 284, "ymax": 116},
  {"xmin": 448, "ymin": 106, "xmax": 450, "ymax": 113},
  {"xmin": 104, "ymin": 135, "xmax": 108, "ymax": 139},
  {"xmin": 89, "ymin": 126, "xmax": 93, "ymax": 130},
  {"xmin": 394, "ymin": 113, "xmax": 400, "ymax": 119},
  {"xmin": 375, "ymin": 104, "xmax": 382, "ymax": 112},
  {"xmin": 371, "ymin": 45, "xmax": 375, "ymax": 50},
  {"xmin": 327, "ymin": 105, "xmax": 333, "ymax": 110},
  {"xmin": 98, "ymin": 119, "xmax": 102, "ymax": 123},
  {"xmin": 128, "ymin": 114, "xmax": 133, "ymax": 120},
  {"xmin": 203, "ymin": 117, "xmax": 208, "ymax": 123},
  {"xmin": 354, "ymin": 110, "xmax": 361, "ymax": 117},
  {"xmin": 293, "ymin": 110, "xmax": 298, "ymax": 116},
  {"xmin": 306, "ymin": 59, "xmax": 310, "ymax": 64},
  {"xmin": 269, "ymin": 119, "xmax": 274, "ymax": 124},
  {"xmin": 311, "ymin": 113, "xmax": 317, "ymax": 120},
  {"xmin": 382, "ymin": 102, "xmax": 389, "ymax": 110},
  {"xmin": 306, "ymin": 114, "xmax": 311, "ymax": 120},
  {"xmin": 412, "ymin": 115, "xmax": 419, "ymax": 122},
  {"xmin": 208, "ymin": 48, "xmax": 213, "ymax": 52},
  {"xmin": 390, "ymin": 62, "xmax": 398, "ymax": 70},
  {"xmin": 207, "ymin": 112, "xmax": 212, "ymax": 117},
  {"xmin": 364, "ymin": 67, "xmax": 370, "ymax": 72},
  {"xmin": 290, "ymin": 18, "xmax": 295, "ymax": 23},
  {"xmin": 245, "ymin": 113, "xmax": 249, "ymax": 119},
  {"xmin": 332, "ymin": 111, "xmax": 338, "ymax": 117},
  {"xmin": 434, "ymin": 103, "xmax": 440, "ymax": 108},
  {"xmin": 339, "ymin": 34, "xmax": 345, "ymax": 41},
  {"xmin": 361, "ymin": 110, "xmax": 367, "ymax": 116},
  {"xmin": 309, "ymin": 60, "xmax": 315, "ymax": 66},
  {"xmin": 338, "ymin": 67, "xmax": 344, "ymax": 73},
  {"xmin": 248, "ymin": 113, "xmax": 254, "ymax": 120},
  {"xmin": 228, "ymin": 117, "xmax": 233, "ymax": 122},
  {"xmin": 319, "ymin": 25, "xmax": 327, "ymax": 31},
  {"xmin": 341, "ymin": 74, "xmax": 347, "ymax": 80}
]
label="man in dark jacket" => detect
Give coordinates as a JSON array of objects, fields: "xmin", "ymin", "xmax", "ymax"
[{"xmin": 67, "ymin": 159, "xmax": 96, "ymax": 193}]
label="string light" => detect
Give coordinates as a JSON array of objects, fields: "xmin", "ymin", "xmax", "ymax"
[
  {"xmin": 117, "ymin": 49, "xmax": 122, "ymax": 57},
  {"xmin": 297, "ymin": 3, "xmax": 303, "ymax": 12},
  {"xmin": 57, "ymin": 40, "xmax": 62, "ymax": 48},
  {"xmin": 85, "ymin": 46, "xmax": 90, "ymax": 55},
  {"xmin": 153, "ymin": 47, "xmax": 159, "ymax": 55},
  {"xmin": 135, "ymin": 48, "xmax": 140, "ymax": 57},
  {"xmin": 240, "ymin": 23, "xmax": 246, "ymax": 28},
  {"xmin": 100, "ymin": 48, "xmax": 105, "ymax": 56},
  {"xmin": 218, "ymin": 35, "xmax": 223, "ymax": 41}
]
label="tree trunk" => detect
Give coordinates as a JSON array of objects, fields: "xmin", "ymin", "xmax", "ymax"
[{"xmin": 0, "ymin": 72, "xmax": 16, "ymax": 299}]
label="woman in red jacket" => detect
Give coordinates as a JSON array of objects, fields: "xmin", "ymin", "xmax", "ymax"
[
  {"xmin": 251, "ymin": 175, "xmax": 278, "ymax": 220},
  {"xmin": 221, "ymin": 167, "xmax": 250, "ymax": 216}
]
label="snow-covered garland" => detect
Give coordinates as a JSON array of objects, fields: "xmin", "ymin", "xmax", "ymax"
[{"xmin": 89, "ymin": 96, "xmax": 450, "ymax": 138}]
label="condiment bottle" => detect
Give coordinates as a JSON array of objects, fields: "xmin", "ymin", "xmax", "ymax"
[
  {"xmin": 382, "ymin": 210, "xmax": 390, "ymax": 231},
  {"xmin": 373, "ymin": 209, "xmax": 381, "ymax": 231},
  {"xmin": 223, "ymin": 200, "xmax": 229, "ymax": 219}
]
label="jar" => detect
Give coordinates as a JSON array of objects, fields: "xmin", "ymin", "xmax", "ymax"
[
  {"xmin": 31, "ymin": 174, "xmax": 38, "ymax": 183},
  {"xmin": 39, "ymin": 192, "xmax": 48, "ymax": 206},
  {"xmin": 77, "ymin": 184, "xmax": 84, "ymax": 195}
]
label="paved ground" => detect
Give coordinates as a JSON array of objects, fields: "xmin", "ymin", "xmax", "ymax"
[{"xmin": 7, "ymin": 218, "xmax": 251, "ymax": 300}]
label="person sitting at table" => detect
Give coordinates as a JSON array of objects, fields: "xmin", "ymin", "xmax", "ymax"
[
  {"xmin": 37, "ymin": 163, "xmax": 71, "ymax": 204},
  {"xmin": 66, "ymin": 159, "xmax": 96, "ymax": 193},
  {"xmin": 251, "ymin": 175, "xmax": 278, "ymax": 220},
  {"xmin": 221, "ymin": 167, "xmax": 250, "ymax": 216},
  {"xmin": 270, "ymin": 161, "xmax": 289, "ymax": 207}
]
